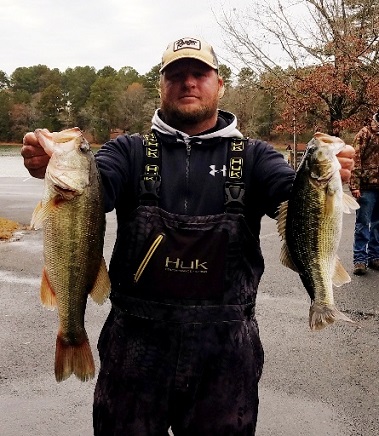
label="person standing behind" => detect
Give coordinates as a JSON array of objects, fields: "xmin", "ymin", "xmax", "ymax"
[{"xmin": 350, "ymin": 111, "xmax": 379, "ymax": 275}]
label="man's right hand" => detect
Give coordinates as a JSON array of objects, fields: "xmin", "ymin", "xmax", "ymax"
[
  {"xmin": 351, "ymin": 189, "xmax": 361, "ymax": 199},
  {"xmin": 21, "ymin": 131, "xmax": 50, "ymax": 179}
]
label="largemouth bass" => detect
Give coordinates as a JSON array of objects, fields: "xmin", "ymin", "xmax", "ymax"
[
  {"xmin": 31, "ymin": 127, "xmax": 110, "ymax": 381},
  {"xmin": 277, "ymin": 132, "xmax": 359, "ymax": 331}
]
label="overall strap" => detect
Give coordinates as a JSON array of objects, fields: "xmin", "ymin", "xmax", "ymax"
[
  {"xmin": 224, "ymin": 138, "xmax": 248, "ymax": 213},
  {"xmin": 139, "ymin": 132, "xmax": 162, "ymax": 206},
  {"xmin": 139, "ymin": 132, "xmax": 248, "ymax": 212}
]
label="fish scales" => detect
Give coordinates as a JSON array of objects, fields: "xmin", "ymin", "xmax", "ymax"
[
  {"xmin": 277, "ymin": 132, "xmax": 359, "ymax": 330},
  {"xmin": 44, "ymin": 163, "xmax": 102, "ymax": 337},
  {"xmin": 287, "ymin": 160, "xmax": 342, "ymax": 303},
  {"xmin": 31, "ymin": 127, "xmax": 110, "ymax": 382}
]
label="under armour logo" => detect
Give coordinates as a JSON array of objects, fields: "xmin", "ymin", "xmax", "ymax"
[{"xmin": 209, "ymin": 165, "xmax": 227, "ymax": 177}]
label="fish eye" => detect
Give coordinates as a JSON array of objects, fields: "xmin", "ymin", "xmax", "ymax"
[{"xmin": 79, "ymin": 141, "xmax": 90, "ymax": 153}]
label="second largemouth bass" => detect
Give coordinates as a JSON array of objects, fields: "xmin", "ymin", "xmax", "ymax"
[{"xmin": 278, "ymin": 132, "xmax": 359, "ymax": 330}]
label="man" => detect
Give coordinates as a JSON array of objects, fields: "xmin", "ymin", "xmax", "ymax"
[
  {"xmin": 349, "ymin": 111, "xmax": 379, "ymax": 275},
  {"xmin": 21, "ymin": 37, "xmax": 354, "ymax": 435}
]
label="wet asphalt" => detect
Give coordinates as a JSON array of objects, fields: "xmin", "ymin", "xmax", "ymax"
[{"xmin": 0, "ymin": 175, "xmax": 378, "ymax": 436}]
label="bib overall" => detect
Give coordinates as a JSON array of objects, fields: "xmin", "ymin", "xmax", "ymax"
[{"xmin": 93, "ymin": 136, "xmax": 265, "ymax": 436}]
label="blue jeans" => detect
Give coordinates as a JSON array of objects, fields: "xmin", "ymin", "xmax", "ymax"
[{"xmin": 353, "ymin": 190, "xmax": 379, "ymax": 264}]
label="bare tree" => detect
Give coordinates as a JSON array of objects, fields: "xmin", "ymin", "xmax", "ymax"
[{"xmin": 218, "ymin": 0, "xmax": 379, "ymax": 134}]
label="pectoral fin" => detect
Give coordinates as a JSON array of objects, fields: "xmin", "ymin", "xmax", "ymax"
[
  {"xmin": 342, "ymin": 192, "xmax": 360, "ymax": 214},
  {"xmin": 279, "ymin": 242, "xmax": 299, "ymax": 272},
  {"xmin": 276, "ymin": 200, "xmax": 288, "ymax": 240},
  {"xmin": 332, "ymin": 257, "xmax": 351, "ymax": 287},
  {"xmin": 31, "ymin": 197, "xmax": 66, "ymax": 229},
  {"xmin": 277, "ymin": 200, "xmax": 299, "ymax": 272},
  {"xmin": 40, "ymin": 268, "xmax": 57, "ymax": 309},
  {"xmin": 89, "ymin": 257, "xmax": 111, "ymax": 305}
]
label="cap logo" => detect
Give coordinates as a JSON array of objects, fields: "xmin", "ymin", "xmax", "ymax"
[{"xmin": 174, "ymin": 38, "xmax": 201, "ymax": 52}]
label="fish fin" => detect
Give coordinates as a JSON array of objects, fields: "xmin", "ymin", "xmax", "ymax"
[
  {"xmin": 277, "ymin": 200, "xmax": 299, "ymax": 272},
  {"xmin": 55, "ymin": 330, "xmax": 95, "ymax": 382},
  {"xmin": 332, "ymin": 257, "xmax": 351, "ymax": 287},
  {"xmin": 309, "ymin": 302, "xmax": 357, "ymax": 331},
  {"xmin": 276, "ymin": 200, "xmax": 288, "ymax": 240},
  {"xmin": 30, "ymin": 201, "xmax": 46, "ymax": 229},
  {"xmin": 89, "ymin": 257, "xmax": 111, "ymax": 305},
  {"xmin": 279, "ymin": 242, "xmax": 299, "ymax": 272},
  {"xmin": 342, "ymin": 192, "xmax": 360, "ymax": 214},
  {"xmin": 31, "ymin": 197, "xmax": 66, "ymax": 229},
  {"xmin": 40, "ymin": 268, "xmax": 56, "ymax": 309}
]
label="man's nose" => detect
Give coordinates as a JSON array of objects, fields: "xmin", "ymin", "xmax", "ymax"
[{"xmin": 182, "ymin": 73, "xmax": 196, "ymax": 87}]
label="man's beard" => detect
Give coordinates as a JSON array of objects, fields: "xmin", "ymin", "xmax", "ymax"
[{"xmin": 161, "ymin": 99, "xmax": 218, "ymax": 126}]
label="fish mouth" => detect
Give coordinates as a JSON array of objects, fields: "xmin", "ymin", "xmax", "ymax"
[{"xmin": 54, "ymin": 185, "xmax": 79, "ymax": 200}]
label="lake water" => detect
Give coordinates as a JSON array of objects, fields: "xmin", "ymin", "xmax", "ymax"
[
  {"xmin": 0, "ymin": 145, "xmax": 103, "ymax": 178},
  {"xmin": 0, "ymin": 147, "xmax": 31, "ymax": 178}
]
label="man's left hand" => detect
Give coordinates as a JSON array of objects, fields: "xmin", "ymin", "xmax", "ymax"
[{"xmin": 337, "ymin": 144, "xmax": 354, "ymax": 183}]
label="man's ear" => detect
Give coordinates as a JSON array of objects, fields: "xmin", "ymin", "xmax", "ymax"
[{"xmin": 218, "ymin": 77, "xmax": 225, "ymax": 99}]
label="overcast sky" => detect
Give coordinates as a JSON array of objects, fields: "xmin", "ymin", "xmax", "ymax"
[{"xmin": 0, "ymin": 0, "xmax": 248, "ymax": 77}]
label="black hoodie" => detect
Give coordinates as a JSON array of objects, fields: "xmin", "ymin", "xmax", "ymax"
[{"xmin": 95, "ymin": 109, "xmax": 295, "ymax": 239}]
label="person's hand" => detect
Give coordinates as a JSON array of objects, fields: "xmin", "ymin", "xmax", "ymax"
[
  {"xmin": 336, "ymin": 144, "xmax": 354, "ymax": 183},
  {"xmin": 21, "ymin": 131, "xmax": 50, "ymax": 179},
  {"xmin": 351, "ymin": 189, "xmax": 361, "ymax": 199}
]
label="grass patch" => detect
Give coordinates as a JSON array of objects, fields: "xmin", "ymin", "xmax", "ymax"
[{"xmin": 0, "ymin": 217, "xmax": 28, "ymax": 240}]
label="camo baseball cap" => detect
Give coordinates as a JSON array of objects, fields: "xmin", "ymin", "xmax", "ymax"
[{"xmin": 160, "ymin": 37, "xmax": 219, "ymax": 72}]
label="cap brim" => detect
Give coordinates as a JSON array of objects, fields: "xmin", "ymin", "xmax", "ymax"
[{"xmin": 160, "ymin": 55, "xmax": 218, "ymax": 73}]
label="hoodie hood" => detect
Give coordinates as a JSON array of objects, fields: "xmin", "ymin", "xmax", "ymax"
[{"xmin": 151, "ymin": 109, "xmax": 243, "ymax": 144}]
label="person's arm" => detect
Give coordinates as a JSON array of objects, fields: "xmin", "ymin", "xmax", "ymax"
[
  {"xmin": 21, "ymin": 131, "xmax": 139, "ymax": 213},
  {"xmin": 349, "ymin": 130, "xmax": 365, "ymax": 198},
  {"xmin": 247, "ymin": 140, "xmax": 355, "ymax": 220}
]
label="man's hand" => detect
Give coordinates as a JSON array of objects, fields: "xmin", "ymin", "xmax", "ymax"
[
  {"xmin": 337, "ymin": 144, "xmax": 354, "ymax": 184},
  {"xmin": 351, "ymin": 189, "xmax": 361, "ymax": 199},
  {"xmin": 21, "ymin": 131, "xmax": 50, "ymax": 179}
]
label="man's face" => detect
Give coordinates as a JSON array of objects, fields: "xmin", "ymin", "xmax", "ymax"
[{"xmin": 160, "ymin": 59, "xmax": 223, "ymax": 127}]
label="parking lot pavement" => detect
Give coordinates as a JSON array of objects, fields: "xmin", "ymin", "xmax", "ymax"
[{"xmin": 1, "ymin": 176, "xmax": 378, "ymax": 435}]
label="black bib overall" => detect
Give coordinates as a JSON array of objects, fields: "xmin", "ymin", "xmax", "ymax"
[{"xmin": 94, "ymin": 135, "xmax": 265, "ymax": 436}]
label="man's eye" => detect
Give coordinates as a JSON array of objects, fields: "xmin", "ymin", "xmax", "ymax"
[{"xmin": 169, "ymin": 74, "xmax": 182, "ymax": 81}]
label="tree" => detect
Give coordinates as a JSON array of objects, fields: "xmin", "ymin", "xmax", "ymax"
[
  {"xmin": 97, "ymin": 66, "xmax": 117, "ymax": 78},
  {"xmin": 0, "ymin": 71, "xmax": 10, "ymax": 89},
  {"xmin": 219, "ymin": 64, "xmax": 233, "ymax": 88},
  {"xmin": 118, "ymin": 82, "xmax": 150, "ymax": 133},
  {"xmin": 118, "ymin": 66, "xmax": 142, "ymax": 87},
  {"xmin": 220, "ymin": 67, "xmax": 266, "ymax": 136},
  {"xmin": 141, "ymin": 64, "xmax": 160, "ymax": 101},
  {"xmin": 0, "ymin": 90, "xmax": 12, "ymax": 141},
  {"xmin": 62, "ymin": 66, "xmax": 98, "ymax": 127},
  {"xmin": 218, "ymin": 0, "xmax": 379, "ymax": 134},
  {"xmin": 11, "ymin": 65, "xmax": 58, "ymax": 94},
  {"xmin": 85, "ymin": 75, "xmax": 123, "ymax": 142},
  {"xmin": 37, "ymin": 84, "xmax": 66, "ymax": 131}
]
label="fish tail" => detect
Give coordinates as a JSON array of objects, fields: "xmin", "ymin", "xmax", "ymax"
[
  {"xmin": 55, "ymin": 332, "xmax": 95, "ymax": 382},
  {"xmin": 309, "ymin": 302, "xmax": 356, "ymax": 331}
]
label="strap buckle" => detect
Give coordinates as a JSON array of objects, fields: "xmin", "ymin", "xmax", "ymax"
[{"xmin": 224, "ymin": 181, "xmax": 245, "ymax": 212}]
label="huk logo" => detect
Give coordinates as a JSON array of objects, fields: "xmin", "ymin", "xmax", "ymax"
[
  {"xmin": 165, "ymin": 257, "xmax": 208, "ymax": 273},
  {"xmin": 209, "ymin": 164, "xmax": 227, "ymax": 177}
]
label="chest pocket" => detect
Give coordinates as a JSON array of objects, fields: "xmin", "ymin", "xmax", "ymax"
[
  {"xmin": 133, "ymin": 221, "xmax": 229, "ymax": 300},
  {"xmin": 132, "ymin": 133, "xmax": 248, "ymax": 301}
]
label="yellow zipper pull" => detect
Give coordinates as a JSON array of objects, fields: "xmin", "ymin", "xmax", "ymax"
[{"xmin": 134, "ymin": 233, "xmax": 165, "ymax": 283}]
